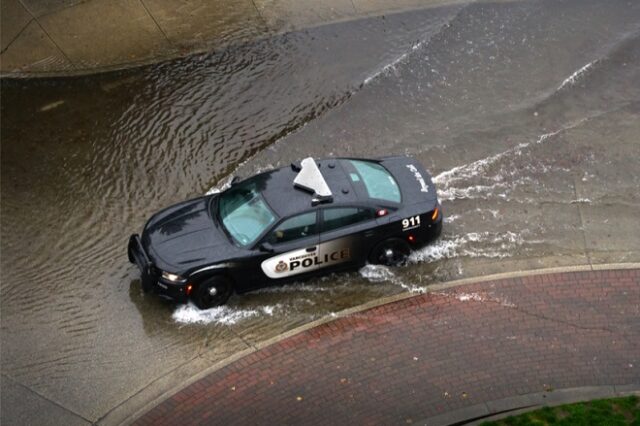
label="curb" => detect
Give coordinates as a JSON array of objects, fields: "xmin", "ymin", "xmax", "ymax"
[
  {"xmin": 102, "ymin": 262, "xmax": 640, "ymax": 425},
  {"xmin": 1, "ymin": 0, "xmax": 467, "ymax": 79},
  {"xmin": 421, "ymin": 384, "xmax": 640, "ymax": 425}
]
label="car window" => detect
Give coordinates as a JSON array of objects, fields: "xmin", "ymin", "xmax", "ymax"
[
  {"xmin": 322, "ymin": 207, "xmax": 374, "ymax": 233},
  {"xmin": 267, "ymin": 211, "xmax": 318, "ymax": 244},
  {"xmin": 348, "ymin": 160, "xmax": 401, "ymax": 203},
  {"xmin": 219, "ymin": 181, "xmax": 277, "ymax": 247}
]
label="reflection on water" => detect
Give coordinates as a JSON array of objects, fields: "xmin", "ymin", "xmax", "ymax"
[{"xmin": 1, "ymin": 0, "xmax": 639, "ymax": 419}]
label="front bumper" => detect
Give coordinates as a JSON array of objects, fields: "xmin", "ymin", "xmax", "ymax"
[{"xmin": 128, "ymin": 234, "xmax": 188, "ymax": 302}]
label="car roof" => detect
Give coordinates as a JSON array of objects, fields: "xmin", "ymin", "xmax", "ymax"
[{"xmin": 254, "ymin": 158, "xmax": 365, "ymax": 218}]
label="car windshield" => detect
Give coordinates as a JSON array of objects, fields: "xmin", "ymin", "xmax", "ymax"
[
  {"xmin": 348, "ymin": 160, "xmax": 401, "ymax": 203},
  {"xmin": 218, "ymin": 181, "xmax": 277, "ymax": 247}
]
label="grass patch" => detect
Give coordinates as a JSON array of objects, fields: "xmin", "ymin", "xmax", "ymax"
[{"xmin": 481, "ymin": 395, "xmax": 640, "ymax": 426}]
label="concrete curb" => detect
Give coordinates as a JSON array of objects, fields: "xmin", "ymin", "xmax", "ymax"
[
  {"xmin": 1, "ymin": 0, "xmax": 467, "ymax": 79},
  {"xmin": 102, "ymin": 262, "xmax": 640, "ymax": 426},
  {"xmin": 421, "ymin": 385, "xmax": 640, "ymax": 425}
]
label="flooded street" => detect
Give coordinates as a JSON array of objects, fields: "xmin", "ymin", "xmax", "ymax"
[{"xmin": 2, "ymin": 0, "xmax": 639, "ymax": 422}]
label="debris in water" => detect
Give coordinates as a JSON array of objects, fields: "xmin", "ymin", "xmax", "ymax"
[{"xmin": 40, "ymin": 100, "xmax": 65, "ymax": 111}]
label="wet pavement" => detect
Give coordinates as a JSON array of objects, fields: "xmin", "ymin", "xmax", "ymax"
[
  {"xmin": 134, "ymin": 268, "xmax": 640, "ymax": 426},
  {"xmin": 1, "ymin": 0, "xmax": 640, "ymax": 423}
]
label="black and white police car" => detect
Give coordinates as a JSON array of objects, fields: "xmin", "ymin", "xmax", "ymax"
[{"xmin": 128, "ymin": 156, "xmax": 442, "ymax": 309}]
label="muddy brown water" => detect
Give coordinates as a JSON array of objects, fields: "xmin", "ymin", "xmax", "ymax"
[{"xmin": 1, "ymin": 0, "xmax": 639, "ymax": 421}]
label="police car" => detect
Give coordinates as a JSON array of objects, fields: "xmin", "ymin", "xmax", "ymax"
[{"xmin": 128, "ymin": 156, "xmax": 442, "ymax": 309}]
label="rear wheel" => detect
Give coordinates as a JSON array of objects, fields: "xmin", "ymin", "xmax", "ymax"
[
  {"xmin": 193, "ymin": 276, "xmax": 232, "ymax": 309},
  {"xmin": 369, "ymin": 238, "xmax": 411, "ymax": 266}
]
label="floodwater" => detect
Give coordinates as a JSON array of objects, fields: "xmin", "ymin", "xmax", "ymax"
[{"xmin": 1, "ymin": 0, "xmax": 639, "ymax": 420}]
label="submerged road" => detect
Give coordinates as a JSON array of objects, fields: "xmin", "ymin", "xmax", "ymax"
[{"xmin": 1, "ymin": 0, "xmax": 639, "ymax": 424}]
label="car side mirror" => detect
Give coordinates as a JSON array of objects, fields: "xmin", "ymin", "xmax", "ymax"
[
  {"xmin": 259, "ymin": 242, "xmax": 274, "ymax": 253},
  {"xmin": 230, "ymin": 176, "xmax": 240, "ymax": 185}
]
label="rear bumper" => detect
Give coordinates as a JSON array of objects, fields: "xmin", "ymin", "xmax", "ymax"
[
  {"xmin": 411, "ymin": 206, "xmax": 443, "ymax": 247},
  {"xmin": 430, "ymin": 216, "xmax": 443, "ymax": 239},
  {"xmin": 128, "ymin": 234, "xmax": 188, "ymax": 302},
  {"xmin": 420, "ymin": 214, "xmax": 443, "ymax": 242}
]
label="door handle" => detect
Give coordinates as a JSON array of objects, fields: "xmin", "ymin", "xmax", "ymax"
[
  {"xmin": 364, "ymin": 231, "xmax": 375, "ymax": 237},
  {"xmin": 306, "ymin": 246, "xmax": 316, "ymax": 253}
]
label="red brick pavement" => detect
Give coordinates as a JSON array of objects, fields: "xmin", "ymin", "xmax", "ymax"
[{"xmin": 135, "ymin": 269, "xmax": 639, "ymax": 425}]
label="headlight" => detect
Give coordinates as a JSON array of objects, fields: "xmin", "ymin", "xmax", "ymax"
[{"xmin": 161, "ymin": 271, "xmax": 186, "ymax": 283}]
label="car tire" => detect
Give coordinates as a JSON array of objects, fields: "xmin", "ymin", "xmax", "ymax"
[
  {"xmin": 193, "ymin": 276, "xmax": 233, "ymax": 309},
  {"xmin": 369, "ymin": 238, "xmax": 411, "ymax": 266}
]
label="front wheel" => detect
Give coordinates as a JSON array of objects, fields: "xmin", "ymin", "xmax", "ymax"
[
  {"xmin": 193, "ymin": 276, "xmax": 233, "ymax": 309},
  {"xmin": 369, "ymin": 238, "xmax": 411, "ymax": 266}
]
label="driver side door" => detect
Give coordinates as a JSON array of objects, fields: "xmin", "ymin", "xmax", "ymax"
[{"xmin": 258, "ymin": 211, "xmax": 321, "ymax": 284}]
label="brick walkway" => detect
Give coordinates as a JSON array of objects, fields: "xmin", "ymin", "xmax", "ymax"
[{"xmin": 135, "ymin": 269, "xmax": 639, "ymax": 425}]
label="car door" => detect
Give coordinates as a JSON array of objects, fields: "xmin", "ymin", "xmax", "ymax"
[
  {"xmin": 318, "ymin": 206, "xmax": 378, "ymax": 272},
  {"xmin": 258, "ymin": 211, "xmax": 321, "ymax": 282}
]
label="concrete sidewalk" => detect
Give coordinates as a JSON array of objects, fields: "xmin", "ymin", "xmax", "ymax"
[
  {"xmin": 1, "ymin": 0, "xmax": 464, "ymax": 76},
  {"xmin": 134, "ymin": 268, "xmax": 639, "ymax": 425}
]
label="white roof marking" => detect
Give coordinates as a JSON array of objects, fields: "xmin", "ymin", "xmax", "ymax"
[{"xmin": 293, "ymin": 157, "xmax": 332, "ymax": 198}]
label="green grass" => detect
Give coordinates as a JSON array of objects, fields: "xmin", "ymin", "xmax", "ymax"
[{"xmin": 481, "ymin": 395, "xmax": 640, "ymax": 426}]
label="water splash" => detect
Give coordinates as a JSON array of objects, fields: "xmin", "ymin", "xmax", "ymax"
[
  {"xmin": 557, "ymin": 60, "xmax": 597, "ymax": 91},
  {"xmin": 438, "ymin": 291, "xmax": 516, "ymax": 307},
  {"xmin": 410, "ymin": 231, "xmax": 529, "ymax": 263},
  {"xmin": 359, "ymin": 264, "xmax": 425, "ymax": 293},
  {"xmin": 363, "ymin": 40, "xmax": 427, "ymax": 86},
  {"xmin": 444, "ymin": 214, "xmax": 461, "ymax": 223},
  {"xmin": 456, "ymin": 292, "xmax": 485, "ymax": 302},
  {"xmin": 173, "ymin": 303, "xmax": 282, "ymax": 325},
  {"xmin": 435, "ymin": 126, "xmax": 569, "ymax": 187},
  {"xmin": 434, "ymin": 118, "xmax": 590, "ymax": 201}
]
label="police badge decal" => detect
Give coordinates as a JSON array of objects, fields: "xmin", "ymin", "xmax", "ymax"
[{"xmin": 275, "ymin": 261, "xmax": 288, "ymax": 273}]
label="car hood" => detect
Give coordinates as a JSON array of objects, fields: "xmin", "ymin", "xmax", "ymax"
[{"xmin": 141, "ymin": 196, "xmax": 238, "ymax": 272}]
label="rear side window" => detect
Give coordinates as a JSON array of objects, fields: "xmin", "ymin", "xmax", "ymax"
[
  {"xmin": 266, "ymin": 211, "xmax": 318, "ymax": 244},
  {"xmin": 348, "ymin": 160, "xmax": 401, "ymax": 203},
  {"xmin": 322, "ymin": 207, "xmax": 374, "ymax": 233}
]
